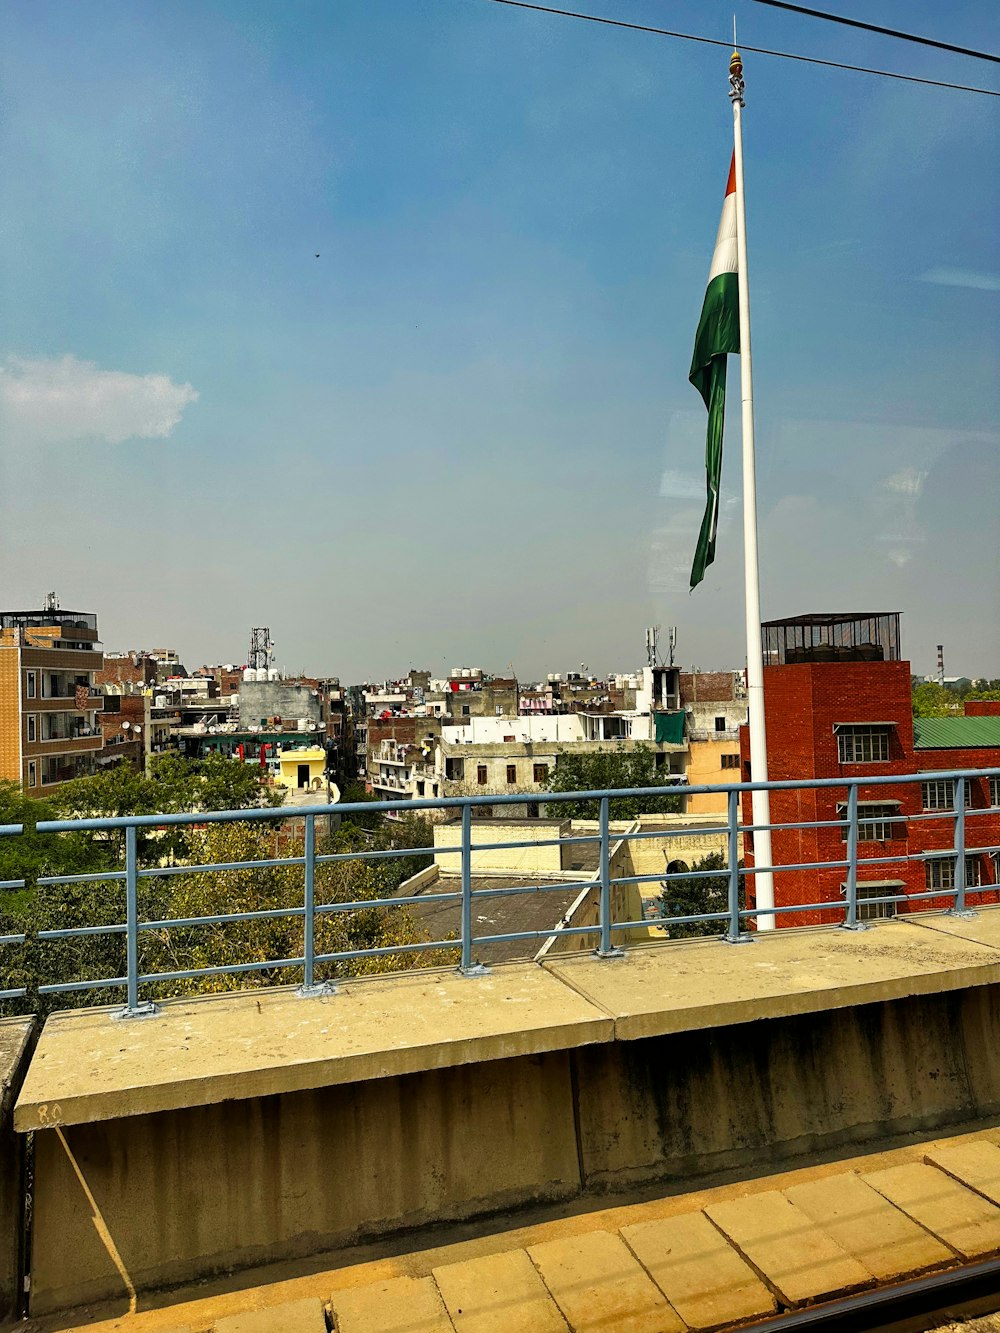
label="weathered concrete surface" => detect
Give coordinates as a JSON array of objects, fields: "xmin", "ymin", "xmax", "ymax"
[
  {"xmin": 908, "ymin": 907, "xmax": 1000, "ymax": 951},
  {"xmin": 704, "ymin": 1190, "xmax": 872, "ymax": 1305},
  {"xmin": 15, "ymin": 965, "xmax": 612, "ymax": 1130},
  {"xmin": 331, "ymin": 1275, "xmax": 453, "ymax": 1333},
  {"xmin": 0, "ymin": 1016, "xmax": 34, "ymax": 1321},
  {"xmin": 572, "ymin": 986, "xmax": 1000, "ymax": 1189},
  {"xmin": 925, "ymin": 1139, "xmax": 1000, "ymax": 1206},
  {"xmin": 543, "ymin": 919, "xmax": 1000, "ymax": 1041},
  {"xmin": 28, "ymin": 1049, "xmax": 582, "ymax": 1315},
  {"xmin": 863, "ymin": 1161, "xmax": 1000, "ymax": 1258},
  {"xmin": 620, "ymin": 1212, "xmax": 776, "ymax": 1330},
  {"xmin": 784, "ymin": 1172, "xmax": 953, "ymax": 1280},
  {"xmin": 23, "ymin": 1132, "xmax": 1000, "ymax": 1333},
  {"xmin": 527, "ymin": 1230, "xmax": 682, "ymax": 1333},
  {"xmin": 214, "ymin": 1297, "xmax": 327, "ymax": 1332},
  {"xmin": 433, "ymin": 1249, "xmax": 567, "ymax": 1333}
]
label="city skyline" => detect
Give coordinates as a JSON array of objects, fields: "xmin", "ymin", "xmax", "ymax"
[{"xmin": 1, "ymin": 0, "xmax": 997, "ymax": 680}]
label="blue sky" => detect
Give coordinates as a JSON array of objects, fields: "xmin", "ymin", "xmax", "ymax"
[{"xmin": 1, "ymin": 0, "xmax": 997, "ymax": 680}]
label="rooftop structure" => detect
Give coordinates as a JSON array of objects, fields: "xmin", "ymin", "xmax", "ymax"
[{"xmin": 762, "ymin": 611, "xmax": 901, "ymax": 665}]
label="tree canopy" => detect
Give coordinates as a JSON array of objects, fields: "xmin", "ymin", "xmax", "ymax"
[
  {"xmin": 543, "ymin": 746, "xmax": 683, "ymax": 820},
  {"xmin": 658, "ymin": 851, "xmax": 739, "ymax": 939}
]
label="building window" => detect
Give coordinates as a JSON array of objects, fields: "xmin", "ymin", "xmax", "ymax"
[
  {"xmin": 846, "ymin": 882, "xmax": 902, "ymax": 922},
  {"xmin": 836, "ymin": 726, "xmax": 891, "ymax": 764},
  {"xmin": 837, "ymin": 802, "xmax": 904, "ymax": 842},
  {"xmin": 477, "ymin": 765, "xmax": 488, "ymax": 785},
  {"xmin": 921, "ymin": 779, "xmax": 973, "ymax": 811},
  {"xmin": 533, "ymin": 763, "xmax": 549, "ymax": 783},
  {"xmin": 27, "ymin": 761, "xmax": 36, "ymax": 787},
  {"xmin": 495, "ymin": 706, "xmax": 503, "ymax": 716},
  {"xmin": 989, "ymin": 777, "xmax": 1000, "ymax": 810},
  {"xmin": 26, "ymin": 671, "xmax": 36, "ymax": 699},
  {"xmin": 506, "ymin": 764, "xmax": 517, "ymax": 785},
  {"xmin": 527, "ymin": 802, "xmax": 540, "ymax": 819},
  {"xmin": 416, "ymin": 780, "xmax": 425, "ymax": 796},
  {"xmin": 715, "ymin": 716, "xmax": 727, "ymax": 732},
  {"xmin": 721, "ymin": 754, "xmax": 740, "ymax": 769},
  {"xmin": 27, "ymin": 714, "xmax": 37, "ymax": 743},
  {"xmin": 926, "ymin": 856, "xmax": 982, "ymax": 891},
  {"xmin": 461, "ymin": 705, "xmax": 470, "ymax": 716}
]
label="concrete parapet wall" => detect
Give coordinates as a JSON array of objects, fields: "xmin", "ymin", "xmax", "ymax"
[
  {"xmin": 30, "ymin": 1051, "xmax": 580, "ymax": 1314},
  {"xmin": 574, "ymin": 985, "xmax": 1000, "ymax": 1191},
  {"xmin": 19, "ymin": 912, "xmax": 1000, "ymax": 1315},
  {"xmin": 0, "ymin": 1018, "xmax": 36, "ymax": 1319}
]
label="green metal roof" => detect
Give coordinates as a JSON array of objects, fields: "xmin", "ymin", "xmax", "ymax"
[{"xmin": 913, "ymin": 716, "xmax": 1000, "ymax": 749}]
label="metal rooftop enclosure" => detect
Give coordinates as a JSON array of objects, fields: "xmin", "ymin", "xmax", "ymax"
[{"xmin": 761, "ymin": 613, "xmax": 901, "ymax": 666}]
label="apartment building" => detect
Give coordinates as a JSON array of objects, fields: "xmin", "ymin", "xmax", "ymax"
[
  {"xmin": 0, "ymin": 607, "xmax": 105, "ymax": 792},
  {"xmin": 739, "ymin": 612, "xmax": 1000, "ymax": 926}
]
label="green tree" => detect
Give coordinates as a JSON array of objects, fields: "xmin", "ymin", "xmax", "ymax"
[
  {"xmin": 543, "ymin": 746, "xmax": 683, "ymax": 820},
  {"xmin": 911, "ymin": 683, "xmax": 959, "ymax": 718},
  {"xmin": 658, "ymin": 852, "xmax": 739, "ymax": 939}
]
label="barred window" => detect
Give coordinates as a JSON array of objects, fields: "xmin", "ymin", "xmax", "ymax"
[
  {"xmin": 856, "ymin": 882, "xmax": 901, "ymax": 921},
  {"xmin": 838, "ymin": 803, "xmax": 903, "ymax": 842},
  {"xmin": 990, "ymin": 777, "xmax": 1000, "ymax": 809},
  {"xmin": 926, "ymin": 856, "xmax": 982, "ymax": 891},
  {"xmin": 922, "ymin": 779, "xmax": 973, "ymax": 811},
  {"xmin": 506, "ymin": 764, "xmax": 517, "ymax": 785},
  {"xmin": 721, "ymin": 754, "xmax": 740, "ymax": 769},
  {"xmin": 837, "ymin": 726, "xmax": 891, "ymax": 763},
  {"xmin": 533, "ymin": 763, "xmax": 549, "ymax": 783}
]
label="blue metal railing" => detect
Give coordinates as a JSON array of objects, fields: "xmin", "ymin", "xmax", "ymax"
[{"xmin": 0, "ymin": 767, "xmax": 998, "ymax": 1017}]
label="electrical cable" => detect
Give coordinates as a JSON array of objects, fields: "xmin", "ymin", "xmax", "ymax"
[
  {"xmin": 747, "ymin": 0, "xmax": 1000, "ymax": 66},
  {"xmin": 479, "ymin": 0, "xmax": 1000, "ymax": 96}
]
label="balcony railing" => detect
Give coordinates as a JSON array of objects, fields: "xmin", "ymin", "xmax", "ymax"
[{"xmin": 0, "ymin": 768, "xmax": 998, "ymax": 1018}]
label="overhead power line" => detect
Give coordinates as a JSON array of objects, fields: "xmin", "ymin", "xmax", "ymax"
[
  {"xmin": 479, "ymin": 0, "xmax": 1000, "ymax": 97},
  {"xmin": 748, "ymin": 1, "xmax": 1000, "ymax": 66}
]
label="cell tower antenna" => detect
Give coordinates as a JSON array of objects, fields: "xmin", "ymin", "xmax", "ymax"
[
  {"xmin": 645, "ymin": 626, "xmax": 660, "ymax": 669},
  {"xmin": 249, "ymin": 627, "xmax": 273, "ymax": 672},
  {"xmin": 668, "ymin": 626, "xmax": 677, "ymax": 668},
  {"xmin": 937, "ymin": 644, "xmax": 944, "ymax": 687}
]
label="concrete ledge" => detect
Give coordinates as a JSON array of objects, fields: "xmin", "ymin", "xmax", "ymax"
[
  {"xmin": 14, "ymin": 963, "xmax": 613, "ymax": 1131},
  {"xmin": 0, "ymin": 1016, "xmax": 35, "ymax": 1320},
  {"xmin": 542, "ymin": 914, "xmax": 1000, "ymax": 1041}
]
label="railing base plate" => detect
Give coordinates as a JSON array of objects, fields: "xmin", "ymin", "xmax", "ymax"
[
  {"xmin": 594, "ymin": 947, "xmax": 626, "ymax": 960},
  {"xmin": 459, "ymin": 963, "xmax": 491, "ymax": 978},
  {"xmin": 297, "ymin": 981, "xmax": 337, "ymax": 998},
  {"xmin": 112, "ymin": 1001, "xmax": 160, "ymax": 1021},
  {"xmin": 945, "ymin": 908, "xmax": 978, "ymax": 921},
  {"xmin": 724, "ymin": 933, "xmax": 755, "ymax": 944},
  {"xmin": 839, "ymin": 921, "xmax": 870, "ymax": 932}
]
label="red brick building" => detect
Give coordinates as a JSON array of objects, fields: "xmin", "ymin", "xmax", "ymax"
[{"xmin": 740, "ymin": 613, "xmax": 1000, "ymax": 925}]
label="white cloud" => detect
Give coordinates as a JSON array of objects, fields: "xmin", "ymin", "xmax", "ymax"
[
  {"xmin": 919, "ymin": 267, "xmax": 1000, "ymax": 292},
  {"xmin": 0, "ymin": 354, "xmax": 198, "ymax": 445}
]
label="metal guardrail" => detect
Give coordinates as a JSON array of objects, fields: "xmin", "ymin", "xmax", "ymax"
[{"xmin": 0, "ymin": 768, "xmax": 998, "ymax": 1018}]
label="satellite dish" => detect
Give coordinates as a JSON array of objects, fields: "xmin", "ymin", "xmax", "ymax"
[{"xmin": 121, "ymin": 721, "xmax": 131, "ymax": 730}]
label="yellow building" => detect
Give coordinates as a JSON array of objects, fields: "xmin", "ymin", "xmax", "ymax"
[
  {"xmin": 275, "ymin": 745, "xmax": 327, "ymax": 792},
  {"xmin": 684, "ymin": 736, "xmax": 743, "ymax": 814}
]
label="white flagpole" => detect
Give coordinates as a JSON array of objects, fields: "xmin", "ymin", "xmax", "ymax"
[{"xmin": 730, "ymin": 50, "xmax": 775, "ymax": 930}]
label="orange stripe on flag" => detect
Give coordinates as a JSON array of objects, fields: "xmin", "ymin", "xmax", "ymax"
[{"xmin": 725, "ymin": 154, "xmax": 736, "ymax": 197}]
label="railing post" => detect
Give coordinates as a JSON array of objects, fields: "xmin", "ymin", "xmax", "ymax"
[
  {"xmin": 460, "ymin": 801, "xmax": 488, "ymax": 976},
  {"xmin": 114, "ymin": 823, "xmax": 157, "ymax": 1019},
  {"xmin": 725, "ymin": 787, "xmax": 751, "ymax": 943},
  {"xmin": 841, "ymin": 782, "xmax": 866, "ymax": 931},
  {"xmin": 947, "ymin": 776, "xmax": 976, "ymax": 920},
  {"xmin": 596, "ymin": 796, "xmax": 624, "ymax": 959},
  {"xmin": 299, "ymin": 812, "xmax": 333, "ymax": 996}
]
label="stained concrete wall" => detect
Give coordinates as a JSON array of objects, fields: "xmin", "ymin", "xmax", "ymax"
[
  {"xmin": 25, "ymin": 982, "xmax": 1000, "ymax": 1314},
  {"xmin": 0, "ymin": 1018, "xmax": 35, "ymax": 1319},
  {"xmin": 574, "ymin": 984, "xmax": 1000, "ymax": 1190},
  {"xmin": 30, "ymin": 1051, "xmax": 581, "ymax": 1314}
]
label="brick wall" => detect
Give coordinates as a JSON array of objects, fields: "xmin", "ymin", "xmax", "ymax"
[
  {"xmin": 678, "ymin": 672, "xmax": 739, "ymax": 704},
  {"xmin": 738, "ymin": 660, "xmax": 998, "ymax": 926},
  {"xmin": 965, "ymin": 701, "xmax": 1000, "ymax": 717}
]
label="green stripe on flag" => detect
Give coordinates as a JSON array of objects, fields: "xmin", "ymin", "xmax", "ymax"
[{"xmin": 689, "ymin": 269, "xmax": 740, "ymax": 590}]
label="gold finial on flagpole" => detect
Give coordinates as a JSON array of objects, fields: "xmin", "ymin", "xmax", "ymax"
[{"xmin": 729, "ymin": 47, "xmax": 745, "ymax": 105}]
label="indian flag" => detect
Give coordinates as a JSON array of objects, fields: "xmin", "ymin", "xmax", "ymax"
[{"xmin": 689, "ymin": 156, "xmax": 740, "ymax": 590}]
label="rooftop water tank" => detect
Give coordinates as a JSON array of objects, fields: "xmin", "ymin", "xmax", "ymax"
[
  {"xmin": 267, "ymin": 668, "xmax": 280, "ymax": 681},
  {"xmin": 298, "ymin": 717, "xmax": 309, "ymax": 731}
]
